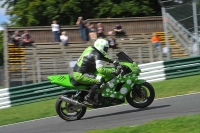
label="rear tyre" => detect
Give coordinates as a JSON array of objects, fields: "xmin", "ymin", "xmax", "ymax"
[
  {"xmin": 126, "ymin": 82, "xmax": 155, "ymax": 108},
  {"xmin": 55, "ymin": 95, "xmax": 87, "ymax": 121}
]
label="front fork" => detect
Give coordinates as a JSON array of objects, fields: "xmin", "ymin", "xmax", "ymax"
[{"xmin": 132, "ymin": 79, "xmax": 146, "ymax": 97}]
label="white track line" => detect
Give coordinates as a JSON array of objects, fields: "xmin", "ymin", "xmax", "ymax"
[{"xmin": 0, "ymin": 92, "xmax": 200, "ymax": 128}]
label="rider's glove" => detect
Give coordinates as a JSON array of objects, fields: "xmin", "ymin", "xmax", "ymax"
[
  {"xmin": 111, "ymin": 70, "xmax": 119, "ymax": 76},
  {"xmin": 113, "ymin": 60, "xmax": 119, "ymax": 65}
]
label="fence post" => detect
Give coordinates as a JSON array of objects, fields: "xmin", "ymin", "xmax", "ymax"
[
  {"xmin": 149, "ymin": 43, "xmax": 154, "ymax": 62},
  {"xmin": 192, "ymin": 0, "xmax": 199, "ymax": 55},
  {"xmin": 3, "ymin": 26, "xmax": 9, "ymax": 88},
  {"xmin": 0, "ymin": 67, "xmax": 2, "ymax": 87},
  {"xmin": 138, "ymin": 47, "xmax": 142, "ymax": 64},
  {"xmin": 68, "ymin": 53, "xmax": 76, "ymax": 77},
  {"xmin": 32, "ymin": 58, "xmax": 36, "ymax": 83},
  {"xmin": 162, "ymin": 7, "xmax": 171, "ymax": 60},
  {"xmin": 158, "ymin": 46, "xmax": 163, "ymax": 61},
  {"xmin": 21, "ymin": 60, "xmax": 26, "ymax": 85},
  {"xmin": 68, "ymin": 54, "xmax": 72, "ymax": 73},
  {"xmin": 36, "ymin": 57, "xmax": 41, "ymax": 82},
  {"xmin": 108, "ymin": 49, "xmax": 113, "ymax": 67},
  {"xmin": 53, "ymin": 57, "xmax": 57, "ymax": 75}
]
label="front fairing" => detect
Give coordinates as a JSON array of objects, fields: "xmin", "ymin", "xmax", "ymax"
[
  {"xmin": 101, "ymin": 61, "xmax": 142, "ymax": 101},
  {"xmin": 101, "ymin": 71, "xmax": 137, "ymax": 101},
  {"xmin": 120, "ymin": 62, "xmax": 141, "ymax": 75}
]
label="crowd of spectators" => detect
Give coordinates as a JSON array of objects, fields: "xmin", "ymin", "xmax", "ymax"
[
  {"xmin": 11, "ymin": 30, "xmax": 34, "ymax": 47},
  {"xmin": 75, "ymin": 16, "xmax": 126, "ymax": 48},
  {"xmin": 10, "ymin": 18, "xmax": 138, "ymax": 49}
]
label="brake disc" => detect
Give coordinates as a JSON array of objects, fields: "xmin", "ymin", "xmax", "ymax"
[{"xmin": 134, "ymin": 87, "xmax": 148, "ymax": 102}]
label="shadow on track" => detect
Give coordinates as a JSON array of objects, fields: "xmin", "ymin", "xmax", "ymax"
[{"xmin": 82, "ymin": 105, "xmax": 171, "ymax": 120}]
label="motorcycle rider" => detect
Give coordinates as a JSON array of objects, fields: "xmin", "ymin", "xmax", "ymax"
[{"xmin": 73, "ymin": 38, "xmax": 117, "ymax": 105}]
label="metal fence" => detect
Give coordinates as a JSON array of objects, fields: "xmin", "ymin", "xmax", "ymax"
[
  {"xmin": 159, "ymin": 0, "xmax": 200, "ymax": 56},
  {"xmin": 7, "ymin": 45, "xmax": 165, "ymax": 87}
]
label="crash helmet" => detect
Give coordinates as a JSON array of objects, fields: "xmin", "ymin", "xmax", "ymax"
[{"xmin": 94, "ymin": 38, "xmax": 109, "ymax": 56}]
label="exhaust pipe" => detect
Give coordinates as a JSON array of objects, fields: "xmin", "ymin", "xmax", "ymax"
[{"xmin": 60, "ymin": 95, "xmax": 86, "ymax": 107}]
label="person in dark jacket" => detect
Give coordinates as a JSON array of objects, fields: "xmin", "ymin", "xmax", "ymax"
[
  {"xmin": 11, "ymin": 31, "xmax": 22, "ymax": 47},
  {"xmin": 21, "ymin": 30, "xmax": 34, "ymax": 47}
]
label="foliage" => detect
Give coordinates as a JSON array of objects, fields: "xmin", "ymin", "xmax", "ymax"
[{"xmin": 0, "ymin": 0, "xmax": 161, "ymax": 26}]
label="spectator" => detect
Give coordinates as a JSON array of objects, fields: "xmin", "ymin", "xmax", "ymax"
[
  {"xmin": 51, "ymin": 20, "xmax": 60, "ymax": 42},
  {"xmin": 60, "ymin": 31, "xmax": 68, "ymax": 46},
  {"xmin": 88, "ymin": 23, "xmax": 97, "ymax": 40},
  {"xmin": 114, "ymin": 24, "xmax": 125, "ymax": 36},
  {"xmin": 11, "ymin": 30, "xmax": 22, "ymax": 47},
  {"xmin": 76, "ymin": 16, "xmax": 88, "ymax": 41},
  {"xmin": 151, "ymin": 33, "xmax": 161, "ymax": 49},
  {"xmin": 107, "ymin": 31, "xmax": 116, "ymax": 48},
  {"xmin": 21, "ymin": 30, "xmax": 34, "ymax": 47},
  {"xmin": 96, "ymin": 23, "xmax": 105, "ymax": 38}
]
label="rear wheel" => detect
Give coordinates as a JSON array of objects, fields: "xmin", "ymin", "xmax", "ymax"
[
  {"xmin": 55, "ymin": 95, "xmax": 86, "ymax": 121},
  {"xmin": 126, "ymin": 82, "xmax": 155, "ymax": 108}
]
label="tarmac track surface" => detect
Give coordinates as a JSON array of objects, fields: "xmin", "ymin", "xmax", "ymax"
[{"xmin": 0, "ymin": 93, "xmax": 200, "ymax": 133}]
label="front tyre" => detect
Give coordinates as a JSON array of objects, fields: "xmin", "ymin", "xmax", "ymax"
[
  {"xmin": 55, "ymin": 95, "xmax": 86, "ymax": 121},
  {"xmin": 126, "ymin": 82, "xmax": 155, "ymax": 108}
]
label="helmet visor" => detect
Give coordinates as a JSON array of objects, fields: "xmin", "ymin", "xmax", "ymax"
[{"xmin": 104, "ymin": 47, "xmax": 108, "ymax": 53}]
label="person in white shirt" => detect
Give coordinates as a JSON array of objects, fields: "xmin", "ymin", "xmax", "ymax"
[
  {"xmin": 60, "ymin": 31, "xmax": 68, "ymax": 46},
  {"xmin": 51, "ymin": 20, "xmax": 60, "ymax": 42}
]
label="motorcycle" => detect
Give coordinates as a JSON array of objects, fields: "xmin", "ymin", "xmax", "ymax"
[{"xmin": 48, "ymin": 52, "xmax": 155, "ymax": 121}]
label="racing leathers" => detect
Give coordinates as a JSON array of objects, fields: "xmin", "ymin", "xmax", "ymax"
[{"xmin": 73, "ymin": 46, "xmax": 115, "ymax": 105}]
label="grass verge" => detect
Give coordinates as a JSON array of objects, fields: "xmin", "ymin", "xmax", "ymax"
[
  {"xmin": 0, "ymin": 75, "xmax": 200, "ymax": 126},
  {"xmin": 85, "ymin": 114, "xmax": 200, "ymax": 133}
]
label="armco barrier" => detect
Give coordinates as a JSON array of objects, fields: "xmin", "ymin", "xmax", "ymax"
[
  {"xmin": 164, "ymin": 56, "xmax": 200, "ymax": 79},
  {"xmin": 139, "ymin": 56, "xmax": 200, "ymax": 82},
  {"xmin": 1, "ymin": 56, "xmax": 200, "ymax": 109},
  {"xmin": 0, "ymin": 81, "xmax": 66, "ymax": 109}
]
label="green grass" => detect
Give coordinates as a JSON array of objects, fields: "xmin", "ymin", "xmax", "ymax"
[
  {"xmin": 0, "ymin": 75, "xmax": 200, "ymax": 126},
  {"xmin": 0, "ymin": 85, "xmax": 2, "ymax": 89},
  {"xmin": 151, "ymin": 75, "xmax": 200, "ymax": 98},
  {"xmin": 0, "ymin": 99, "xmax": 57, "ymax": 126},
  {"xmin": 85, "ymin": 114, "xmax": 200, "ymax": 133}
]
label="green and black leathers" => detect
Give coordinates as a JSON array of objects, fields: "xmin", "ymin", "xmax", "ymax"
[{"xmin": 73, "ymin": 46, "xmax": 114, "ymax": 84}]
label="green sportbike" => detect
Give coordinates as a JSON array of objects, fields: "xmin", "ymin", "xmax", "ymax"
[{"xmin": 48, "ymin": 52, "xmax": 155, "ymax": 121}]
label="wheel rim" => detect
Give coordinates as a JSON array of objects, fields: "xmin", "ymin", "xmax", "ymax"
[
  {"xmin": 132, "ymin": 86, "xmax": 150, "ymax": 103},
  {"xmin": 59, "ymin": 100, "xmax": 83, "ymax": 120}
]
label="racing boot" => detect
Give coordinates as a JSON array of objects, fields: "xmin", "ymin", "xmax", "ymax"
[{"xmin": 85, "ymin": 83, "xmax": 100, "ymax": 106}]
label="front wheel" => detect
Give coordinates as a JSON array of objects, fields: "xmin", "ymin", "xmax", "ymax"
[
  {"xmin": 126, "ymin": 82, "xmax": 155, "ymax": 108},
  {"xmin": 55, "ymin": 95, "xmax": 87, "ymax": 121}
]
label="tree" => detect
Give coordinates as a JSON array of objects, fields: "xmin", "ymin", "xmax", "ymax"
[
  {"xmin": 1, "ymin": 0, "xmax": 161, "ymax": 26},
  {"xmin": 0, "ymin": 0, "xmax": 19, "ymax": 9}
]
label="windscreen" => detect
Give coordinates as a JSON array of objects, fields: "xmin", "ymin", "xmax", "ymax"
[{"xmin": 116, "ymin": 52, "xmax": 133, "ymax": 63}]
